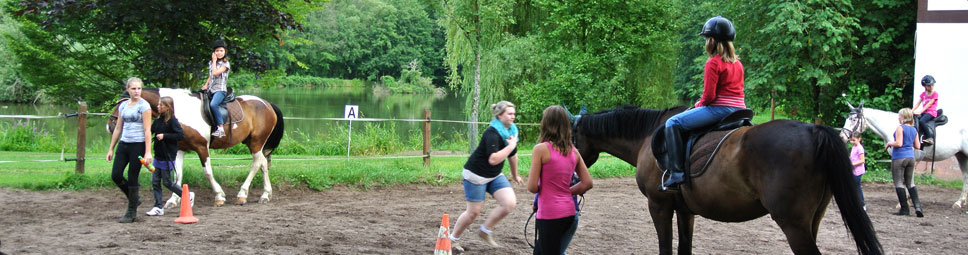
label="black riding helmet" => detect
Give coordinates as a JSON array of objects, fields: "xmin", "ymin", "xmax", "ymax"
[
  {"xmin": 212, "ymin": 39, "xmax": 227, "ymax": 50},
  {"xmin": 921, "ymin": 75, "xmax": 936, "ymax": 86},
  {"xmin": 699, "ymin": 16, "xmax": 736, "ymax": 41}
]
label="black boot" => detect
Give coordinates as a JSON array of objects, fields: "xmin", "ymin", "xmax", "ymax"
[
  {"xmin": 909, "ymin": 187, "xmax": 924, "ymax": 217},
  {"xmin": 119, "ymin": 187, "xmax": 140, "ymax": 223},
  {"xmin": 892, "ymin": 187, "xmax": 909, "ymax": 216},
  {"xmin": 660, "ymin": 126, "xmax": 685, "ymax": 191}
]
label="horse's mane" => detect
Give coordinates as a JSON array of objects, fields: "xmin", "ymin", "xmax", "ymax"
[{"xmin": 577, "ymin": 105, "xmax": 687, "ymax": 139}]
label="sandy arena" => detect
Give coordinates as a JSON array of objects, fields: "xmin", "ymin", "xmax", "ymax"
[{"xmin": 1, "ymin": 177, "xmax": 967, "ymax": 254}]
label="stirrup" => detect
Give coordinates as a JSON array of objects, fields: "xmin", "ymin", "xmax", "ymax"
[{"xmin": 659, "ymin": 170, "xmax": 679, "ymax": 192}]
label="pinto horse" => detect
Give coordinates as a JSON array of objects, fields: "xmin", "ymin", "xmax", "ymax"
[
  {"xmin": 108, "ymin": 88, "xmax": 284, "ymax": 207},
  {"xmin": 570, "ymin": 105, "xmax": 881, "ymax": 255}
]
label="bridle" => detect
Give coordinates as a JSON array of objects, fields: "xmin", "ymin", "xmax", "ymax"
[{"xmin": 842, "ymin": 107, "xmax": 865, "ymax": 139}]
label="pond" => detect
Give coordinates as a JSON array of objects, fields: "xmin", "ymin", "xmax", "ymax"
[{"xmin": 0, "ymin": 86, "xmax": 472, "ymax": 153}]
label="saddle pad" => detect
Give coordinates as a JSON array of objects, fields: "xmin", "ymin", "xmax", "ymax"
[
  {"xmin": 226, "ymin": 99, "xmax": 244, "ymax": 124},
  {"xmin": 687, "ymin": 130, "xmax": 732, "ymax": 178}
]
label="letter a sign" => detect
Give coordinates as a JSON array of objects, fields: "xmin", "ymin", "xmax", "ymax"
[{"xmin": 344, "ymin": 105, "xmax": 359, "ymax": 119}]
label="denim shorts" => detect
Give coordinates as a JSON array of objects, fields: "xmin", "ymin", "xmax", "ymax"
[{"xmin": 463, "ymin": 174, "xmax": 511, "ymax": 202}]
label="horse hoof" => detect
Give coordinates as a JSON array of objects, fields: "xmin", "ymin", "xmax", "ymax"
[
  {"xmin": 954, "ymin": 202, "xmax": 963, "ymax": 209},
  {"xmin": 164, "ymin": 202, "xmax": 177, "ymax": 210},
  {"xmin": 259, "ymin": 197, "xmax": 269, "ymax": 204},
  {"xmin": 214, "ymin": 200, "xmax": 225, "ymax": 207},
  {"xmin": 236, "ymin": 197, "xmax": 247, "ymax": 206}
]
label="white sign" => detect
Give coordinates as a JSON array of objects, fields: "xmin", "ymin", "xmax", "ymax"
[{"xmin": 344, "ymin": 105, "xmax": 359, "ymax": 119}]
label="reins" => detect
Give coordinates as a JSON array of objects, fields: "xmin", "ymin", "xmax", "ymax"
[{"xmin": 525, "ymin": 193, "xmax": 584, "ymax": 249}]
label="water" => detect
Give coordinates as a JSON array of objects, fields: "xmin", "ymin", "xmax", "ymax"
[{"xmin": 0, "ymin": 86, "xmax": 470, "ymax": 152}]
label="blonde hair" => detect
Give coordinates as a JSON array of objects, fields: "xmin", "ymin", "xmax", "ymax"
[
  {"xmin": 490, "ymin": 101, "xmax": 515, "ymax": 117},
  {"xmin": 705, "ymin": 37, "xmax": 739, "ymax": 63},
  {"xmin": 125, "ymin": 77, "xmax": 143, "ymax": 89},
  {"xmin": 157, "ymin": 96, "xmax": 175, "ymax": 122},
  {"xmin": 898, "ymin": 108, "xmax": 914, "ymax": 125}
]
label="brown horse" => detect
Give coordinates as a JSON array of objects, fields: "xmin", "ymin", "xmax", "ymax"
[
  {"xmin": 108, "ymin": 88, "xmax": 284, "ymax": 207},
  {"xmin": 570, "ymin": 105, "xmax": 881, "ymax": 255}
]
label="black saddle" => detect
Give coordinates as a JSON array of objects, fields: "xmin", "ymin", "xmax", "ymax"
[
  {"xmin": 201, "ymin": 87, "xmax": 235, "ymax": 131},
  {"xmin": 913, "ymin": 108, "xmax": 947, "ymax": 133},
  {"xmin": 652, "ymin": 109, "xmax": 754, "ymax": 181}
]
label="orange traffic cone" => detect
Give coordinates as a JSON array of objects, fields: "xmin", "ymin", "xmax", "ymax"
[
  {"xmin": 434, "ymin": 214, "xmax": 452, "ymax": 255},
  {"xmin": 174, "ymin": 184, "xmax": 198, "ymax": 224}
]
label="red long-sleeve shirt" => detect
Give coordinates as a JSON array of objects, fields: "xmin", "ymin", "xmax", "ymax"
[{"xmin": 695, "ymin": 55, "xmax": 746, "ymax": 108}]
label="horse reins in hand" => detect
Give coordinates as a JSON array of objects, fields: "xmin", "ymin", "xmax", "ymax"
[{"xmin": 524, "ymin": 190, "xmax": 584, "ymax": 249}]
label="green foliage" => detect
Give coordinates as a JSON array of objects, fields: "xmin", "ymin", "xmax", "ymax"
[
  {"xmin": 0, "ymin": 120, "xmax": 64, "ymax": 152},
  {"xmin": 379, "ymin": 60, "xmax": 437, "ymax": 93},
  {"xmin": 0, "ymin": 2, "xmax": 36, "ymax": 103},
  {"xmin": 232, "ymin": 72, "xmax": 366, "ymax": 89}
]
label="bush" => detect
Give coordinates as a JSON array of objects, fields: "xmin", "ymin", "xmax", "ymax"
[
  {"xmin": 233, "ymin": 72, "xmax": 366, "ymax": 89},
  {"xmin": 0, "ymin": 120, "xmax": 64, "ymax": 152}
]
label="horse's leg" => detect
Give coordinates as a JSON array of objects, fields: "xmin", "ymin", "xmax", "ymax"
[
  {"xmin": 954, "ymin": 152, "xmax": 968, "ymax": 208},
  {"xmin": 258, "ymin": 151, "xmax": 272, "ymax": 204},
  {"xmin": 675, "ymin": 212, "xmax": 695, "ymax": 255},
  {"xmin": 199, "ymin": 149, "xmax": 227, "ymax": 207},
  {"xmin": 235, "ymin": 151, "xmax": 265, "ymax": 205},
  {"xmin": 772, "ymin": 216, "xmax": 821, "ymax": 254},
  {"xmin": 648, "ymin": 200, "xmax": 676, "ymax": 255},
  {"xmin": 164, "ymin": 150, "xmax": 187, "ymax": 209}
]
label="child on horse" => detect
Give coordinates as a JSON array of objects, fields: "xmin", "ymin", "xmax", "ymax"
[
  {"xmin": 202, "ymin": 39, "xmax": 231, "ymax": 138},
  {"xmin": 661, "ymin": 16, "xmax": 746, "ymax": 191},
  {"xmin": 106, "ymin": 77, "xmax": 153, "ymax": 223},
  {"xmin": 145, "ymin": 96, "xmax": 194, "ymax": 216},
  {"xmin": 528, "ymin": 105, "xmax": 594, "ymax": 255},
  {"xmin": 912, "ymin": 75, "xmax": 938, "ymax": 145},
  {"xmin": 885, "ymin": 108, "xmax": 923, "ymax": 217}
]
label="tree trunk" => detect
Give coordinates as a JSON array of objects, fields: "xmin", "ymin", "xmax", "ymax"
[{"xmin": 468, "ymin": 45, "xmax": 481, "ymax": 152}]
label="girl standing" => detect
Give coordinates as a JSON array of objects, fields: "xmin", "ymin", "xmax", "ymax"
[
  {"xmin": 146, "ymin": 97, "xmax": 193, "ymax": 216},
  {"xmin": 106, "ymin": 77, "xmax": 153, "ymax": 223},
  {"xmin": 885, "ymin": 108, "xmax": 923, "ymax": 217},
  {"xmin": 527, "ymin": 105, "xmax": 593, "ymax": 255},
  {"xmin": 849, "ymin": 132, "xmax": 866, "ymax": 210}
]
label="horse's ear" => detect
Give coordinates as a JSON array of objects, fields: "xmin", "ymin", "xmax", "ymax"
[
  {"xmin": 562, "ymin": 103, "xmax": 575, "ymax": 118},
  {"xmin": 859, "ymin": 100, "xmax": 865, "ymax": 108},
  {"xmin": 579, "ymin": 104, "xmax": 588, "ymax": 115},
  {"xmin": 845, "ymin": 100, "xmax": 855, "ymax": 109}
]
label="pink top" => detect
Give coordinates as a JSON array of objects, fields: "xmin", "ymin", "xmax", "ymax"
[
  {"xmin": 536, "ymin": 142, "xmax": 578, "ymax": 220},
  {"xmin": 919, "ymin": 91, "xmax": 939, "ymax": 117},
  {"xmin": 850, "ymin": 144, "xmax": 865, "ymax": 176}
]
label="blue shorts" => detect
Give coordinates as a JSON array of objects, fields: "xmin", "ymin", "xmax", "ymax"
[{"xmin": 463, "ymin": 175, "xmax": 511, "ymax": 202}]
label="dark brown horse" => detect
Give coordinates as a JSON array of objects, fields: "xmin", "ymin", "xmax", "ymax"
[
  {"xmin": 108, "ymin": 88, "xmax": 284, "ymax": 207},
  {"xmin": 571, "ymin": 105, "xmax": 881, "ymax": 254}
]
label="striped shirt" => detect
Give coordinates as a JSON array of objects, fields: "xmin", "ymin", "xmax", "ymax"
[
  {"xmin": 208, "ymin": 60, "xmax": 230, "ymax": 92},
  {"xmin": 696, "ymin": 55, "xmax": 746, "ymax": 109}
]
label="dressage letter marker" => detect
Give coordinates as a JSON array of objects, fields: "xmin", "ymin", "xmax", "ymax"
[{"xmin": 345, "ymin": 105, "xmax": 359, "ymax": 158}]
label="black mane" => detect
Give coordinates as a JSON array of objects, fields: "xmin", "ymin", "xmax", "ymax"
[{"xmin": 576, "ymin": 105, "xmax": 686, "ymax": 139}]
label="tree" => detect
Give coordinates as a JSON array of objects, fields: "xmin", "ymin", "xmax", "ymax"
[{"xmin": 5, "ymin": 0, "xmax": 319, "ymax": 107}]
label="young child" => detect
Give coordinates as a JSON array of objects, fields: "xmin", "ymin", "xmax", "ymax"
[
  {"xmin": 527, "ymin": 105, "xmax": 594, "ymax": 254},
  {"xmin": 146, "ymin": 97, "xmax": 193, "ymax": 216},
  {"xmin": 912, "ymin": 75, "xmax": 938, "ymax": 145},
  {"xmin": 849, "ymin": 132, "xmax": 866, "ymax": 211},
  {"xmin": 202, "ymin": 39, "xmax": 231, "ymax": 138}
]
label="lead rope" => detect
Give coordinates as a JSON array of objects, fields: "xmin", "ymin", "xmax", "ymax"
[{"xmin": 525, "ymin": 195, "xmax": 584, "ymax": 249}]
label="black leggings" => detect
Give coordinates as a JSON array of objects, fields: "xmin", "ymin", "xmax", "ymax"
[
  {"xmin": 151, "ymin": 166, "xmax": 183, "ymax": 208},
  {"xmin": 111, "ymin": 142, "xmax": 145, "ymax": 195},
  {"xmin": 534, "ymin": 215, "xmax": 576, "ymax": 255}
]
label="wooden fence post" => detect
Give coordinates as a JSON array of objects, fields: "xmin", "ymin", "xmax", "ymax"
[
  {"xmin": 76, "ymin": 101, "xmax": 87, "ymax": 174},
  {"xmin": 423, "ymin": 109, "xmax": 431, "ymax": 166}
]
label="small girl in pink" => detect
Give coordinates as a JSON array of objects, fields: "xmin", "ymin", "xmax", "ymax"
[
  {"xmin": 912, "ymin": 75, "xmax": 938, "ymax": 145},
  {"xmin": 528, "ymin": 105, "xmax": 593, "ymax": 255},
  {"xmin": 849, "ymin": 132, "xmax": 866, "ymax": 210}
]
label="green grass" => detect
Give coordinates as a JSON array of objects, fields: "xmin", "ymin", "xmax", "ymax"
[{"xmin": 0, "ymin": 150, "xmax": 636, "ymax": 191}]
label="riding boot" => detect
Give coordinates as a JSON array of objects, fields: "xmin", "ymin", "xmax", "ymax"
[
  {"xmin": 660, "ymin": 126, "xmax": 685, "ymax": 191},
  {"xmin": 892, "ymin": 187, "xmax": 909, "ymax": 216},
  {"xmin": 909, "ymin": 187, "xmax": 924, "ymax": 217},
  {"xmin": 119, "ymin": 187, "xmax": 140, "ymax": 223}
]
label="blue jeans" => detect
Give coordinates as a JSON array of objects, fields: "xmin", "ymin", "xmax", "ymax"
[
  {"xmin": 665, "ymin": 105, "xmax": 742, "ymax": 131},
  {"xmin": 462, "ymin": 175, "xmax": 511, "ymax": 202},
  {"xmin": 210, "ymin": 91, "xmax": 225, "ymax": 126},
  {"xmin": 854, "ymin": 175, "xmax": 865, "ymax": 206}
]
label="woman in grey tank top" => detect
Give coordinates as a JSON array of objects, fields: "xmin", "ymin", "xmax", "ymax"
[{"xmin": 107, "ymin": 77, "xmax": 153, "ymax": 223}]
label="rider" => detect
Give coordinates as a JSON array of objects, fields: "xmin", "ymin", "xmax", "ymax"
[
  {"xmin": 912, "ymin": 75, "xmax": 938, "ymax": 145},
  {"xmin": 202, "ymin": 39, "xmax": 231, "ymax": 138},
  {"xmin": 661, "ymin": 16, "xmax": 746, "ymax": 191}
]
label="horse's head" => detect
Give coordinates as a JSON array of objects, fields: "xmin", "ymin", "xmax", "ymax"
[
  {"xmin": 105, "ymin": 88, "xmax": 161, "ymax": 134},
  {"xmin": 840, "ymin": 100, "xmax": 866, "ymax": 142},
  {"xmin": 565, "ymin": 104, "xmax": 601, "ymax": 166}
]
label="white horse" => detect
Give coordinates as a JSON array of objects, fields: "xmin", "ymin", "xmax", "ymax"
[{"xmin": 840, "ymin": 103, "xmax": 968, "ymax": 208}]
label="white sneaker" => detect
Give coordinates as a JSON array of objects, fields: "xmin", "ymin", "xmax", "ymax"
[
  {"xmin": 212, "ymin": 127, "xmax": 225, "ymax": 138},
  {"xmin": 146, "ymin": 207, "xmax": 164, "ymax": 216},
  {"xmin": 189, "ymin": 192, "xmax": 195, "ymax": 208}
]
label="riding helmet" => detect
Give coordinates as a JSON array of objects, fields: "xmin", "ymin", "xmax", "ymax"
[
  {"xmin": 212, "ymin": 39, "xmax": 227, "ymax": 50},
  {"xmin": 699, "ymin": 16, "xmax": 736, "ymax": 41},
  {"xmin": 921, "ymin": 75, "xmax": 936, "ymax": 86}
]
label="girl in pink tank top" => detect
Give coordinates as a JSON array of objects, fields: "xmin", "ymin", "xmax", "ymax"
[{"xmin": 528, "ymin": 105, "xmax": 593, "ymax": 254}]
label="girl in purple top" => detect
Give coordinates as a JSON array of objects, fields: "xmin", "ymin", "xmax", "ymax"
[
  {"xmin": 912, "ymin": 75, "xmax": 938, "ymax": 145},
  {"xmin": 849, "ymin": 132, "xmax": 866, "ymax": 210},
  {"xmin": 528, "ymin": 105, "xmax": 593, "ymax": 255}
]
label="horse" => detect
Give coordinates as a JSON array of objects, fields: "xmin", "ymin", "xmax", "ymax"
[
  {"xmin": 840, "ymin": 103, "xmax": 968, "ymax": 208},
  {"xmin": 107, "ymin": 88, "xmax": 284, "ymax": 207},
  {"xmin": 570, "ymin": 105, "xmax": 881, "ymax": 255}
]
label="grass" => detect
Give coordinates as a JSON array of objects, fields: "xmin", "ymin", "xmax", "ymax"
[{"xmin": 0, "ymin": 150, "xmax": 636, "ymax": 191}]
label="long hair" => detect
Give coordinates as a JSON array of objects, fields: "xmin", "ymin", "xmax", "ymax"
[
  {"xmin": 539, "ymin": 105, "xmax": 572, "ymax": 156},
  {"xmin": 158, "ymin": 96, "xmax": 175, "ymax": 122},
  {"xmin": 705, "ymin": 37, "xmax": 739, "ymax": 63}
]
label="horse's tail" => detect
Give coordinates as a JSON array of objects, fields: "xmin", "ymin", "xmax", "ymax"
[
  {"xmin": 264, "ymin": 103, "xmax": 285, "ymax": 157},
  {"xmin": 814, "ymin": 125, "xmax": 883, "ymax": 255}
]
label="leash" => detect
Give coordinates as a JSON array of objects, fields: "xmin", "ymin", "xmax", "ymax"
[{"xmin": 525, "ymin": 194, "xmax": 584, "ymax": 249}]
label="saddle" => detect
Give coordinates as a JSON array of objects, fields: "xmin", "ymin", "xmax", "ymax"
[
  {"xmin": 652, "ymin": 109, "xmax": 754, "ymax": 180},
  {"xmin": 914, "ymin": 109, "xmax": 948, "ymax": 129},
  {"xmin": 201, "ymin": 88, "xmax": 244, "ymax": 132}
]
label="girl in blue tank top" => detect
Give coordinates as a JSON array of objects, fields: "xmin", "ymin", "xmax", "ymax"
[{"xmin": 885, "ymin": 108, "xmax": 924, "ymax": 217}]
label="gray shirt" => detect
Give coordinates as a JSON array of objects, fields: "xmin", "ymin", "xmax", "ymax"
[
  {"xmin": 119, "ymin": 99, "xmax": 151, "ymax": 143},
  {"xmin": 208, "ymin": 60, "xmax": 230, "ymax": 92}
]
